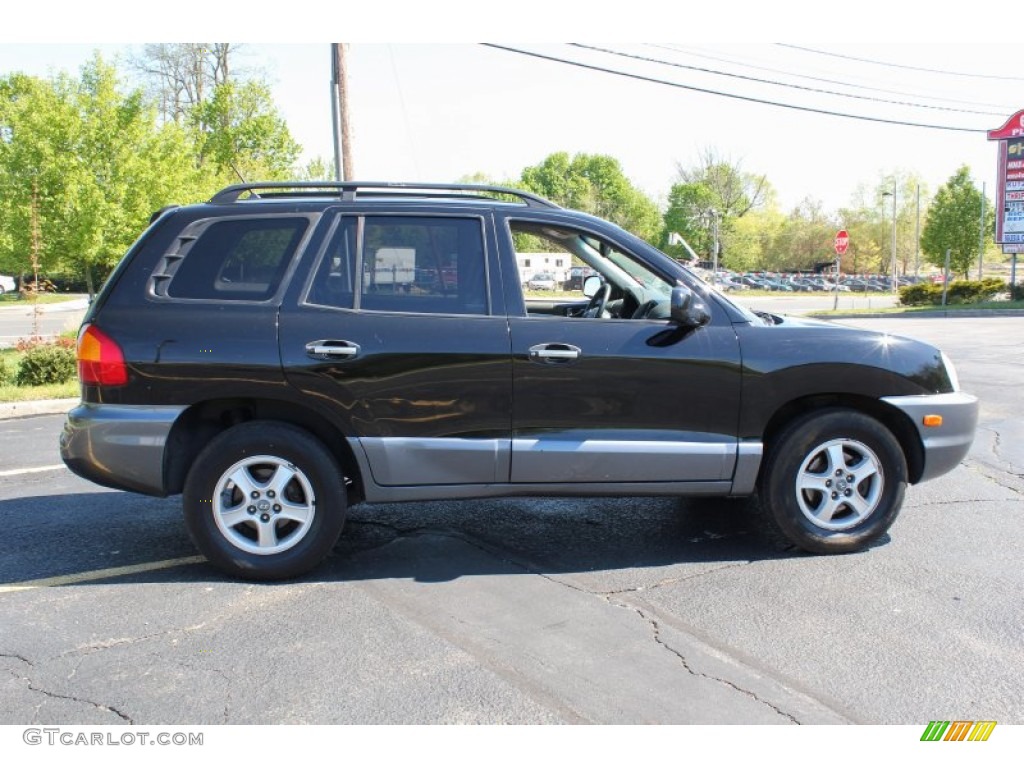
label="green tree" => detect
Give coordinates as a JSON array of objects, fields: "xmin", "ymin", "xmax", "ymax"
[
  {"xmin": 518, "ymin": 152, "xmax": 661, "ymax": 242},
  {"xmin": 296, "ymin": 156, "xmax": 334, "ymax": 181},
  {"xmin": 675, "ymin": 147, "xmax": 769, "ymax": 219},
  {"xmin": 190, "ymin": 81, "xmax": 300, "ymax": 182},
  {"xmin": 921, "ymin": 166, "xmax": 993, "ymax": 278},
  {"xmin": 662, "ymin": 182, "xmax": 715, "ymax": 260},
  {"xmin": 64, "ymin": 57, "xmax": 207, "ymax": 292},
  {"xmin": 130, "ymin": 43, "xmax": 240, "ymax": 124},
  {"xmin": 768, "ymin": 198, "xmax": 839, "ymax": 272},
  {"xmin": 672, "ymin": 148, "xmax": 772, "ymax": 266},
  {"xmin": 0, "ymin": 56, "xmax": 205, "ymax": 293},
  {"xmin": 727, "ymin": 208, "xmax": 785, "ymax": 272},
  {"xmin": 0, "ymin": 71, "xmax": 81, "ymax": 279}
]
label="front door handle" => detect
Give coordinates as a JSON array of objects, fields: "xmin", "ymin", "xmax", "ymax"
[
  {"xmin": 305, "ymin": 340, "xmax": 360, "ymax": 359},
  {"xmin": 528, "ymin": 343, "xmax": 582, "ymax": 364}
]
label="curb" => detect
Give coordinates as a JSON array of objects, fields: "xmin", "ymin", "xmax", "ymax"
[
  {"xmin": 0, "ymin": 398, "xmax": 77, "ymax": 421},
  {"xmin": 807, "ymin": 309, "xmax": 1024, "ymax": 320},
  {"xmin": 0, "ymin": 298, "xmax": 89, "ymax": 314}
]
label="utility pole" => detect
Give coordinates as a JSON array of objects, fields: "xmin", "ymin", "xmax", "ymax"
[{"xmin": 330, "ymin": 44, "xmax": 354, "ymax": 181}]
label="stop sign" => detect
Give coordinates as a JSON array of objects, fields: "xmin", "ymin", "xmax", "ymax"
[{"xmin": 834, "ymin": 230, "xmax": 849, "ymax": 254}]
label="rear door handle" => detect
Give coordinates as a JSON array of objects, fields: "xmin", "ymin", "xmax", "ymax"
[
  {"xmin": 528, "ymin": 343, "xmax": 581, "ymax": 364},
  {"xmin": 305, "ymin": 340, "xmax": 360, "ymax": 359}
]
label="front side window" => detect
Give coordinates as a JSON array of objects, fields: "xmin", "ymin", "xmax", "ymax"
[{"xmin": 510, "ymin": 220, "xmax": 672, "ymax": 319}]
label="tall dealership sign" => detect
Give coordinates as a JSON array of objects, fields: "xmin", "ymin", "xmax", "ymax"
[{"xmin": 988, "ymin": 109, "xmax": 1024, "ymax": 249}]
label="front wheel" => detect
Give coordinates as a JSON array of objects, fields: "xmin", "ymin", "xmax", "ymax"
[
  {"xmin": 183, "ymin": 421, "xmax": 347, "ymax": 580},
  {"xmin": 759, "ymin": 409, "xmax": 907, "ymax": 554}
]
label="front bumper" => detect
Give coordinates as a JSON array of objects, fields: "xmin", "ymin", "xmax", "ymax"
[
  {"xmin": 882, "ymin": 392, "xmax": 979, "ymax": 483},
  {"xmin": 60, "ymin": 403, "xmax": 186, "ymax": 496}
]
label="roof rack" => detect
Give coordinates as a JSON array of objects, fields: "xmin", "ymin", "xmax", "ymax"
[{"xmin": 208, "ymin": 181, "xmax": 560, "ymax": 209}]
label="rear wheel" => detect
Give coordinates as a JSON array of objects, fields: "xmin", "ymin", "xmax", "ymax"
[
  {"xmin": 759, "ymin": 409, "xmax": 907, "ymax": 553},
  {"xmin": 183, "ymin": 421, "xmax": 346, "ymax": 580}
]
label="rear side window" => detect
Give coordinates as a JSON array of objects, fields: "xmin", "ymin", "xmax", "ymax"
[
  {"xmin": 306, "ymin": 215, "xmax": 489, "ymax": 315},
  {"xmin": 162, "ymin": 217, "xmax": 309, "ymax": 301}
]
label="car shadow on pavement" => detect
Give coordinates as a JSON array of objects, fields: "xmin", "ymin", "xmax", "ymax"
[{"xmin": 0, "ymin": 491, "xmax": 841, "ymax": 589}]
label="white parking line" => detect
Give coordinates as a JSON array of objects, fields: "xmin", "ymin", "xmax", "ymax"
[
  {"xmin": 0, "ymin": 464, "xmax": 66, "ymax": 477},
  {"xmin": 0, "ymin": 556, "xmax": 207, "ymax": 594}
]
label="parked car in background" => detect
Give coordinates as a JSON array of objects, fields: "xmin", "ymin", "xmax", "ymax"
[
  {"xmin": 0, "ymin": 275, "xmax": 15, "ymax": 294},
  {"xmin": 527, "ymin": 272, "xmax": 557, "ymax": 291},
  {"xmin": 563, "ymin": 266, "xmax": 599, "ymax": 291},
  {"xmin": 712, "ymin": 275, "xmax": 748, "ymax": 292}
]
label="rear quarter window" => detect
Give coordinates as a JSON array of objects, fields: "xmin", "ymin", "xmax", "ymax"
[{"xmin": 157, "ymin": 216, "xmax": 310, "ymax": 301}]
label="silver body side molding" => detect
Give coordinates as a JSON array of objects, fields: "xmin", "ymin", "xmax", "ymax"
[{"xmin": 349, "ymin": 435, "xmax": 763, "ymax": 502}]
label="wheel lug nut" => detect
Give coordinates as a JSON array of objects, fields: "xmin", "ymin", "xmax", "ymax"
[
  {"xmin": 845, "ymin": 489, "xmax": 852, "ymax": 496},
  {"xmin": 846, "ymin": 475, "xmax": 854, "ymax": 482},
  {"xmin": 825, "ymin": 480, "xmax": 832, "ymax": 488},
  {"xmin": 251, "ymin": 491, "xmax": 259, "ymax": 499},
  {"xmin": 267, "ymin": 490, "xmax": 275, "ymax": 498},
  {"xmin": 260, "ymin": 513, "xmax": 270, "ymax": 522},
  {"xmin": 835, "ymin": 469, "xmax": 843, "ymax": 476},
  {"xmin": 831, "ymin": 492, "xmax": 838, "ymax": 499},
  {"xmin": 273, "ymin": 504, "xmax": 281, "ymax": 513},
  {"xmin": 247, "ymin": 506, "xmax": 256, "ymax": 514}
]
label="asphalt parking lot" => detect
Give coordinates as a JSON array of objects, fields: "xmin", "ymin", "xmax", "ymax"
[{"xmin": 0, "ymin": 314, "xmax": 1021, "ymax": 726}]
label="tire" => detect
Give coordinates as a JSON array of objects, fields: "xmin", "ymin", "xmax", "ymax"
[
  {"xmin": 758, "ymin": 408, "xmax": 907, "ymax": 554},
  {"xmin": 183, "ymin": 421, "xmax": 347, "ymax": 580}
]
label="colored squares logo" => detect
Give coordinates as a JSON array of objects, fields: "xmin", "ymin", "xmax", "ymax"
[{"xmin": 921, "ymin": 721, "xmax": 996, "ymax": 742}]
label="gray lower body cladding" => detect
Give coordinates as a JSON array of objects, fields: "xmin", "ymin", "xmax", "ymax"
[
  {"xmin": 60, "ymin": 403, "xmax": 186, "ymax": 496},
  {"xmin": 881, "ymin": 392, "xmax": 979, "ymax": 482}
]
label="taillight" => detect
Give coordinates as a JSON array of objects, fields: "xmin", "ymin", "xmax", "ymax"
[{"xmin": 78, "ymin": 324, "xmax": 128, "ymax": 386}]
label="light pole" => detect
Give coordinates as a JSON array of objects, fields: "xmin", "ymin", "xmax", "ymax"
[{"xmin": 882, "ymin": 181, "xmax": 897, "ymax": 292}]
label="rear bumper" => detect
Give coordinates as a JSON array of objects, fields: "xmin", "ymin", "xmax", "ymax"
[
  {"xmin": 60, "ymin": 403, "xmax": 186, "ymax": 496},
  {"xmin": 882, "ymin": 393, "xmax": 979, "ymax": 483}
]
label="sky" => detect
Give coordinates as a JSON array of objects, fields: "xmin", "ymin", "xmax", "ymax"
[{"xmin": 0, "ymin": 5, "xmax": 1017, "ymax": 217}]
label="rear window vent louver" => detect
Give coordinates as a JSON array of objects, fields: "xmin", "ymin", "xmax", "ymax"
[{"xmin": 148, "ymin": 228, "xmax": 205, "ymax": 298}]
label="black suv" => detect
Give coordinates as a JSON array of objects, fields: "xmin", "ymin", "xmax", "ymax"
[{"xmin": 60, "ymin": 182, "xmax": 978, "ymax": 580}]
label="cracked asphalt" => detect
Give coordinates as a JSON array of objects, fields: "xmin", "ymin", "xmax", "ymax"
[{"xmin": 0, "ymin": 316, "xmax": 1021, "ymax": 725}]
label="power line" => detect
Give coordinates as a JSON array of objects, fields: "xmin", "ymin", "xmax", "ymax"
[
  {"xmin": 480, "ymin": 44, "xmax": 986, "ymax": 133},
  {"xmin": 571, "ymin": 43, "xmax": 1005, "ymax": 117},
  {"xmin": 777, "ymin": 44, "xmax": 1024, "ymax": 82},
  {"xmin": 648, "ymin": 43, "xmax": 1015, "ymax": 112}
]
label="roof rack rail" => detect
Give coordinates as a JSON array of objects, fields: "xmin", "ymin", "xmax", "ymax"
[{"xmin": 208, "ymin": 181, "xmax": 560, "ymax": 209}]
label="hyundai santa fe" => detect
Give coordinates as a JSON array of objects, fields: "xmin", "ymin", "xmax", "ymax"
[{"xmin": 60, "ymin": 182, "xmax": 978, "ymax": 580}]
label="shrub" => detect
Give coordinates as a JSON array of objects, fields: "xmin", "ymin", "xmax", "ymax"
[
  {"xmin": 898, "ymin": 282, "xmax": 942, "ymax": 306},
  {"xmin": 14, "ymin": 343, "xmax": 77, "ymax": 386},
  {"xmin": 899, "ymin": 278, "xmax": 1006, "ymax": 307},
  {"xmin": 1011, "ymin": 282, "xmax": 1024, "ymax": 301},
  {"xmin": 0, "ymin": 358, "xmax": 13, "ymax": 386}
]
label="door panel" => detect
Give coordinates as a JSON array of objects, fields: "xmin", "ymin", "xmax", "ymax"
[
  {"xmin": 280, "ymin": 211, "xmax": 512, "ymax": 487},
  {"xmin": 509, "ymin": 317, "xmax": 742, "ymax": 483}
]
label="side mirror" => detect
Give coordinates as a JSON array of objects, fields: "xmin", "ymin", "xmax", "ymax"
[
  {"xmin": 670, "ymin": 286, "xmax": 710, "ymax": 328},
  {"xmin": 582, "ymin": 274, "xmax": 602, "ymax": 298}
]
